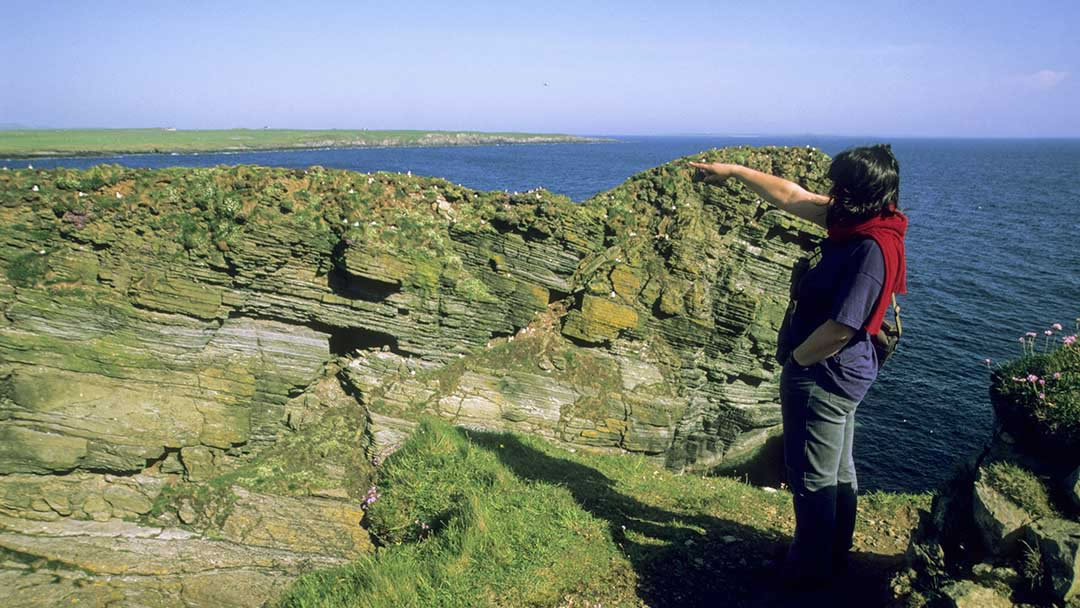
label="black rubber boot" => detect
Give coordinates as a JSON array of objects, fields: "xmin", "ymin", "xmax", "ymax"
[
  {"xmin": 832, "ymin": 482, "xmax": 857, "ymax": 574},
  {"xmin": 784, "ymin": 484, "xmax": 838, "ymax": 588}
]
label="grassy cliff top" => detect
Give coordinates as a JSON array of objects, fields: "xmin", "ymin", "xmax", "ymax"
[
  {"xmin": 278, "ymin": 418, "xmax": 927, "ymax": 608},
  {"xmin": 0, "ymin": 128, "xmax": 601, "ymax": 159}
]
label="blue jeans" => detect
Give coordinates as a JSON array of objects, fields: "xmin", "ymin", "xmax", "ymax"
[{"xmin": 780, "ymin": 362, "xmax": 860, "ymax": 582}]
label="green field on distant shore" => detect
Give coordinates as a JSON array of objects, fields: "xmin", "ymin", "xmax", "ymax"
[{"xmin": 0, "ymin": 128, "xmax": 595, "ymax": 158}]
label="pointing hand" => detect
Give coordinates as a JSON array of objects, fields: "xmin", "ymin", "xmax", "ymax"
[{"xmin": 688, "ymin": 161, "xmax": 740, "ymax": 184}]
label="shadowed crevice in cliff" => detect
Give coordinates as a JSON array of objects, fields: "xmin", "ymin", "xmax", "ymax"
[
  {"xmin": 216, "ymin": 309, "xmax": 404, "ymax": 359},
  {"xmin": 217, "ymin": 251, "xmax": 241, "ymax": 278},
  {"xmin": 138, "ymin": 446, "xmax": 183, "ymax": 474},
  {"xmin": 327, "ymin": 240, "xmax": 400, "ymax": 302},
  {"xmin": 763, "ymin": 223, "xmax": 822, "ymax": 248},
  {"xmin": 487, "ymin": 329, "xmax": 515, "ymax": 341},
  {"xmin": 547, "ymin": 288, "xmax": 572, "ymax": 305},
  {"xmin": 710, "ymin": 432, "xmax": 787, "ymax": 489},
  {"xmin": 326, "ymin": 266, "xmax": 400, "ymax": 302},
  {"xmin": 650, "ymin": 298, "xmax": 677, "ymax": 320},
  {"xmin": 310, "ymin": 321, "xmax": 401, "ymax": 357}
]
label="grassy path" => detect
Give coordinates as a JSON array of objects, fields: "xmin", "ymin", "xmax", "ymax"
[
  {"xmin": 279, "ymin": 419, "xmax": 928, "ymax": 608},
  {"xmin": 0, "ymin": 129, "xmax": 598, "ymax": 159}
]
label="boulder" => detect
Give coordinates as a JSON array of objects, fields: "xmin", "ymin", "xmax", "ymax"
[
  {"xmin": 1025, "ymin": 518, "xmax": 1080, "ymax": 604},
  {"xmin": 939, "ymin": 580, "xmax": 1014, "ymax": 608},
  {"xmin": 905, "ymin": 503, "xmax": 948, "ymax": 580},
  {"xmin": 219, "ymin": 486, "xmax": 372, "ymax": 559},
  {"xmin": 180, "ymin": 446, "xmax": 217, "ymax": 482},
  {"xmin": 0, "ymin": 514, "xmax": 347, "ymax": 608},
  {"xmin": 972, "ymin": 468, "xmax": 1034, "ymax": 556},
  {"xmin": 970, "ymin": 562, "xmax": 1021, "ymax": 598},
  {"xmin": 1067, "ymin": 465, "xmax": 1080, "ymax": 510}
]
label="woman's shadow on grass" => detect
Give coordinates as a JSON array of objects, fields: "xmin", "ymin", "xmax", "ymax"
[{"xmin": 460, "ymin": 429, "xmax": 901, "ymax": 607}]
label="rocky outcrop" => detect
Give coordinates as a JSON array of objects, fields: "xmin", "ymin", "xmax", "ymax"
[
  {"xmin": 0, "ymin": 147, "xmax": 827, "ymax": 605},
  {"xmin": 972, "ymin": 466, "xmax": 1037, "ymax": 556},
  {"xmin": 900, "ymin": 427, "xmax": 1080, "ymax": 606},
  {"xmin": 0, "ymin": 515, "xmax": 354, "ymax": 607},
  {"xmin": 940, "ymin": 580, "xmax": 1016, "ymax": 608},
  {"xmin": 1026, "ymin": 518, "xmax": 1080, "ymax": 603},
  {"xmin": 1068, "ymin": 466, "xmax": 1080, "ymax": 509}
]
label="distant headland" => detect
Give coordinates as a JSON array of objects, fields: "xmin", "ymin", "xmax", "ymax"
[{"xmin": 0, "ymin": 128, "xmax": 608, "ymax": 159}]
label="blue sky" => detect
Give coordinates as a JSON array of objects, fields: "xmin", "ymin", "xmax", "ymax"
[{"xmin": 2, "ymin": 1, "xmax": 1076, "ymax": 136}]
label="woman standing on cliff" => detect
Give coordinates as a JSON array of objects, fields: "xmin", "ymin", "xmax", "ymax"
[{"xmin": 690, "ymin": 145, "xmax": 907, "ymax": 589}]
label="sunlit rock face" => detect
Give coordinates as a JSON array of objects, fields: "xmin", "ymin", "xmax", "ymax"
[{"xmin": 0, "ymin": 146, "xmax": 826, "ymax": 604}]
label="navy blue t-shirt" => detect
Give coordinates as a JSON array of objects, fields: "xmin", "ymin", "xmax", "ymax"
[{"xmin": 787, "ymin": 238, "xmax": 885, "ymax": 402}]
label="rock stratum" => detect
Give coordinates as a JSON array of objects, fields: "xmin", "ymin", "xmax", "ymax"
[{"xmin": 0, "ymin": 147, "xmax": 827, "ymax": 606}]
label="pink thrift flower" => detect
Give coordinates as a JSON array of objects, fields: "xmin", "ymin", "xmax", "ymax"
[
  {"xmin": 1053, "ymin": 372, "xmax": 1061, "ymax": 380},
  {"xmin": 1026, "ymin": 332, "xmax": 1038, "ymax": 337},
  {"xmin": 1045, "ymin": 330, "xmax": 1053, "ymax": 336},
  {"xmin": 1039, "ymin": 379, "xmax": 1046, "ymax": 386},
  {"xmin": 1039, "ymin": 392, "xmax": 1046, "ymax": 400},
  {"xmin": 1027, "ymin": 374, "xmax": 1039, "ymax": 383},
  {"xmin": 1052, "ymin": 323, "xmax": 1063, "ymax": 331},
  {"xmin": 1065, "ymin": 335, "xmax": 1077, "ymax": 346},
  {"xmin": 363, "ymin": 486, "xmax": 380, "ymax": 508}
]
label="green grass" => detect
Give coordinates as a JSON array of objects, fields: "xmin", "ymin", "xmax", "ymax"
[
  {"xmin": 6, "ymin": 251, "xmax": 48, "ymax": 287},
  {"xmin": 1019, "ymin": 539, "xmax": 1044, "ymax": 591},
  {"xmin": 983, "ymin": 461, "xmax": 1057, "ymax": 519},
  {"xmin": 278, "ymin": 419, "xmax": 640, "ymax": 608},
  {"xmin": 277, "ymin": 418, "xmax": 928, "ymax": 608},
  {"xmin": 0, "ymin": 129, "xmax": 595, "ymax": 158}
]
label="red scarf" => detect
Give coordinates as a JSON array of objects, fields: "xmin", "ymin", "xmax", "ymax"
[{"xmin": 827, "ymin": 209, "xmax": 908, "ymax": 335}]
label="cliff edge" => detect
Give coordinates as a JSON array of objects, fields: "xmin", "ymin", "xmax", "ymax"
[
  {"xmin": 898, "ymin": 340, "xmax": 1080, "ymax": 607},
  {"xmin": 0, "ymin": 146, "xmax": 827, "ymax": 605}
]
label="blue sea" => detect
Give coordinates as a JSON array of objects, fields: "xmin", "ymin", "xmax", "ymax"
[{"xmin": 10, "ymin": 136, "xmax": 1079, "ymax": 492}]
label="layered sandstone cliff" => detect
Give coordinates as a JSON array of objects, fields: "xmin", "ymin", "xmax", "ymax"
[{"xmin": 0, "ymin": 146, "xmax": 827, "ymax": 606}]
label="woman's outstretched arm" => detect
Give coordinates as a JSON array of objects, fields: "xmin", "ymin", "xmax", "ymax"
[{"xmin": 689, "ymin": 161, "xmax": 830, "ymax": 228}]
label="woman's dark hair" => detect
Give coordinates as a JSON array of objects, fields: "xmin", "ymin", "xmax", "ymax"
[{"xmin": 826, "ymin": 144, "xmax": 899, "ymax": 226}]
